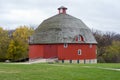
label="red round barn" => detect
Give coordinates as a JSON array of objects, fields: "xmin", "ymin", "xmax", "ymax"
[{"xmin": 29, "ymin": 6, "xmax": 97, "ymax": 63}]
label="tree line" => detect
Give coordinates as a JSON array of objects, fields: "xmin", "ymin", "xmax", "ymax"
[
  {"xmin": 0, "ymin": 26, "xmax": 34, "ymax": 62},
  {"xmin": 93, "ymin": 30, "xmax": 120, "ymax": 63}
]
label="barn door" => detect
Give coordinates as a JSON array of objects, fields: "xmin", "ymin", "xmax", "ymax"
[{"xmin": 44, "ymin": 45, "xmax": 58, "ymax": 58}]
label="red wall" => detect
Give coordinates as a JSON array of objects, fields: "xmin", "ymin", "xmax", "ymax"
[
  {"xmin": 29, "ymin": 45, "xmax": 44, "ymax": 59},
  {"xmin": 29, "ymin": 44, "xmax": 58, "ymax": 59},
  {"xmin": 58, "ymin": 44, "xmax": 96, "ymax": 60},
  {"xmin": 29, "ymin": 44, "xmax": 97, "ymax": 60},
  {"xmin": 44, "ymin": 45, "xmax": 58, "ymax": 58}
]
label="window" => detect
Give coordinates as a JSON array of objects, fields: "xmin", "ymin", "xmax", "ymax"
[
  {"xmin": 78, "ymin": 35, "xmax": 81, "ymax": 41},
  {"xmin": 89, "ymin": 44, "xmax": 92, "ymax": 48},
  {"xmin": 78, "ymin": 49, "xmax": 82, "ymax": 55},
  {"xmin": 76, "ymin": 35, "xmax": 84, "ymax": 42},
  {"xmin": 64, "ymin": 43, "xmax": 68, "ymax": 48}
]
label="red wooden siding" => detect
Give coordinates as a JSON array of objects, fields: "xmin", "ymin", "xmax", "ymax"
[
  {"xmin": 44, "ymin": 45, "xmax": 58, "ymax": 58},
  {"xmin": 58, "ymin": 44, "xmax": 96, "ymax": 60},
  {"xmin": 29, "ymin": 44, "xmax": 97, "ymax": 60},
  {"xmin": 29, "ymin": 44, "xmax": 58, "ymax": 59},
  {"xmin": 29, "ymin": 45, "xmax": 44, "ymax": 59}
]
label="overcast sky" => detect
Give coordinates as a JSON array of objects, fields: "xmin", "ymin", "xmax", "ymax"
[{"xmin": 0, "ymin": 0, "xmax": 120, "ymax": 33}]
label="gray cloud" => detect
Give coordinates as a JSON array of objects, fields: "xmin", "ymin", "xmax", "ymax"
[{"xmin": 0, "ymin": 0, "xmax": 120, "ymax": 33}]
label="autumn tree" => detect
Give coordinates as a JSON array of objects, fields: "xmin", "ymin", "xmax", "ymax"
[
  {"xmin": 0, "ymin": 27, "xmax": 10, "ymax": 61},
  {"xmin": 103, "ymin": 41, "xmax": 120, "ymax": 63},
  {"xmin": 7, "ymin": 26, "xmax": 34, "ymax": 61}
]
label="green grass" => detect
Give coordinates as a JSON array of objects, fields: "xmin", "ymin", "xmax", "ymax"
[{"xmin": 0, "ymin": 63, "xmax": 120, "ymax": 80}]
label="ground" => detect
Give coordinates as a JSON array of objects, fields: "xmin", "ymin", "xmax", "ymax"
[{"xmin": 0, "ymin": 63, "xmax": 120, "ymax": 80}]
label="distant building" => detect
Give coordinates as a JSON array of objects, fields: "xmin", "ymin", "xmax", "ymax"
[{"xmin": 29, "ymin": 6, "xmax": 97, "ymax": 63}]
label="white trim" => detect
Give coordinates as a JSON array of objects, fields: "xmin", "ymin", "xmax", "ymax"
[
  {"xmin": 89, "ymin": 44, "xmax": 92, "ymax": 48},
  {"xmin": 78, "ymin": 35, "xmax": 81, "ymax": 41},
  {"xmin": 64, "ymin": 43, "xmax": 68, "ymax": 48}
]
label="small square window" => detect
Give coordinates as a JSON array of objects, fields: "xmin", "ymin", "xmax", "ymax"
[
  {"xmin": 64, "ymin": 43, "xmax": 68, "ymax": 48},
  {"xmin": 89, "ymin": 44, "xmax": 92, "ymax": 48},
  {"xmin": 78, "ymin": 49, "xmax": 82, "ymax": 55}
]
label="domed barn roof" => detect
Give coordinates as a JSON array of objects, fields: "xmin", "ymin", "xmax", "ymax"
[{"xmin": 30, "ymin": 6, "xmax": 97, "ymax": 44}]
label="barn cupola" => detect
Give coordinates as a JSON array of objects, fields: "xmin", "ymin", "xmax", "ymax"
[{"xmin": 58, "ymin": 6, "xmax": 67, "ymax": 14}]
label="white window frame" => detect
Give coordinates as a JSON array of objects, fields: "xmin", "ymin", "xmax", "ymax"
[
  {"xmin": 64, "ymin": 43, "xmax": 68, "ymax": 48},
  {"xmin": 78, "ymin": 49, "xmax": 82, "ymax": 55},
  {"xmin": 89, "ymin": 44, "xmax": 92, "ymax": 48},
  {"xmin": 78, "ymin": 35, "xmax": 84, "ymax": 42},
  {"xmin": 78, "ymin": 35, "xmax": 81, "ymax": 41}
]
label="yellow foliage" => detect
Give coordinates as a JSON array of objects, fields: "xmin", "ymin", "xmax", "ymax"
[
  {"xmin": 0, "ymin": 27, "xmax": 10, "ymax": 60},
  {"xmin": 12, "ymin": 26, "xmax": 34, "ymax": 42},
  {"xmin": 6, "ymin": 26, "xmax": 34, "ymax": 61}
]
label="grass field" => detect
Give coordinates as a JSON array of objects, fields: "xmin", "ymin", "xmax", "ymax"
[{"xmin": 0, "ymin": 63, "xmax": 120, "ymax": 80}]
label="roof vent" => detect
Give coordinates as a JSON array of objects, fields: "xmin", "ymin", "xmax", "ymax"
[{"xmin": 58, "ymin": 6, "xmax": 67, "ymax": 14}]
